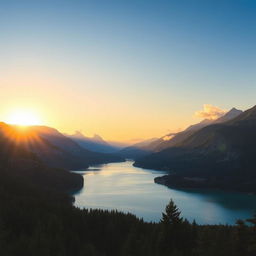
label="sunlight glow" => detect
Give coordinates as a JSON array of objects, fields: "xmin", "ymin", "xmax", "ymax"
[{"xmin": 5, "ymin": 109, "xmax": 42, "ymax": 126}]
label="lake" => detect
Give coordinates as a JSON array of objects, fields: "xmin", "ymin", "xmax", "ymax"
[{"xmin": 73, "ymin": 160, "xmax": 256, "ymax": 224}]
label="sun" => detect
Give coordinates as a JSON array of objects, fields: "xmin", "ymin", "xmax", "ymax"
[{"xmin": 5, "ymin": 109, "xmax": 42, "ymax": 126}]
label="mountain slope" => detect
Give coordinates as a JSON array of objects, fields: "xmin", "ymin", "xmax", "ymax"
[
  {"xmin": 117, "ymin": 137, "xmax": 159, "ymax": 159},
  {"xmin": 0, "ymin": 123, "xmax": 83, "ymax": 193},
  {"xmin": 151, "ymin": 108, "xmax": 243, "ymax": 152},
  {"xmin": 0, "ymin": 123, "xmax": 124, "ymax": 169},
  {"xmin": 214, "ymin": 108, "xmax": 242, "ymax": 123},
  {"xmin": 118, "ymin": 108, "xmax": 242, "ymax": 160},
  {"xmin": 134, "ymin": 106, "xmax": 256, "ymax": 192},
  {"xmin": 151, "ymin": 119, "xmax": 214, "ymax": 152}
]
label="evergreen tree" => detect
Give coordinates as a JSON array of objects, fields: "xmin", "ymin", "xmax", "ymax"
[
  {"xmin": 161, "ymin": 199, "xmax": 183, "ymax": 225},
  {"xmin": 159, "ymin": 199, "xmax": 186, "ymax": 255}
]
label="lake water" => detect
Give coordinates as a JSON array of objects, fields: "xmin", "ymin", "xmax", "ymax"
[{"xmin": 73, "ymin": 161, "xmax": 256, "ymax": 225}]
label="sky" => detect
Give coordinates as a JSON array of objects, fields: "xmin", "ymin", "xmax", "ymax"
[{"xmin": 0, "ymin": 0, "xmax": 255, "ymax": 142}]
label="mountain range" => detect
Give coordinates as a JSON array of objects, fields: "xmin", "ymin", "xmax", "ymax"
[
  {"xmin": 0, "ymin": 123, "xmax": 124, "ymax": 170},
  {"xmin": 151, "ymin": 107, "xmax": 243, "ymax": 152},
  {"xmin": 67, "ymin": 131, "xmax": 121, "ymax": 153},
  {"xmin": 116, "ymin": 137, "xmax": 159, "ymax": 159},
  {"xmin": 119, "ymin": 108, "xmax": 242, "ymax": 159},
  {"xmin": 134, "ymin": 106, "xmax": 256, "ymax": 193}
]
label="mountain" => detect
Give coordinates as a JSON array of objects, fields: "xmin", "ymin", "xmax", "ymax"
[
  {"xmin": 0, "ymin": 123, "xmax": 124, "ymax": 170},
  {"xmin": 0, "ymin": 123, "xmax": 83, "ymax": 193},
  {"xmin": 150, "ymin": 119, "xmax": 214, "ymax": 152},
  {"xmin": 149, "ymin": 108, "xmax": 243, "ymax": 152},
  {"xmin": 214, "ymin": 108, "xmax": 243, "ymax": 123},
  {"xmin": 134, "ymin": 106, "xmax": 256, "ymax": 192},
  {"xmin": 118, "ymin": 108, "xmax": 243, "ymax": 160},
  {"xmin": 67, "ymin": 131, "xmax": 121, "ymax": 153},
  {"xmin": 117, "ymin": 137, "xmax": 159, "ymax": 159},
  {"xmin": 117, "ymin": 119, "xmax": 215, "ymax": 160}
]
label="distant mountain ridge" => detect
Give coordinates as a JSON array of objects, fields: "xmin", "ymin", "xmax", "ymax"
[
  {"xmin": 134, "ymin": 106, "xmax": 256, "ymax": 193},
  {"xmin": 119, "ymin": 108, "xmax": 242, "ymax": 159},
  {"xmin": 117, "ymin": 137, "xmax": 159, "ymax": 159},
  {"xmin": 148, "ymin": 108, "xmax": 243, "ymax": 152},
  {"xmin": 67, "ymin": 131, "xmax": 121, "ymax": 153}
]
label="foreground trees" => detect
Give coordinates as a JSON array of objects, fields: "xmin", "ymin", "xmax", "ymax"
[
  {"xmin": 159, "ymin": 200, "xmax": 195, "ymax": 255},
  {"xmin": 0, "ymin": 172, "xmax": 255, "ymax": 256}
]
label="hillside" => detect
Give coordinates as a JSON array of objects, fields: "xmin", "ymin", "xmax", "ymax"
[
  {"xmin": 120, "ymin": 108, "xmax": 242, "ymax": 160},
  {"xmin": 0, "ymin": 125, "xmax": 84, "ymax": 193},
  {"xmin": 150, "ymin": 108, "xmax": 242, "ymax": 152},
  {"xmin": 134, "ymin": 106, "xmax": 256, "ymax": 192},
  {"xmin": 0, "ymin": 123, "xmax": 124, "ymax": 170}
]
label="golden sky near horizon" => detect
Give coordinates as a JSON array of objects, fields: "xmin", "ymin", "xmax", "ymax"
[
  {"xmin": 0, "ymin": 68, "xmax": 248, "ymax": 142},
  {"xmin": 0, "ymin": 70, "xmax": 230, "ymax": 142},
  {"xmin": 0, "ymin": 70, "xmax": 195, "ymax": 142}
]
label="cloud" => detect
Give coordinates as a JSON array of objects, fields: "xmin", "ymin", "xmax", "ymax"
[
  {"xmin": 163, "ymin": 135, "xmax": 175, "ymax": 141},
  {"xmin": 195, "ymin": 104, "xmax": 226, "ymax": 120}
]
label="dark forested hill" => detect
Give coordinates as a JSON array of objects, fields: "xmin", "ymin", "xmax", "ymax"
[
  {"xmin": 0, "ymin": 125, "xmax": 84, "ymax": 193},
  {"xmin": 134, "ymin": 106, "xmax": 256, "ymax": 192},
  {"xmin": 0, "ymin": 123, "xmax": 124, "ymax": 170}
]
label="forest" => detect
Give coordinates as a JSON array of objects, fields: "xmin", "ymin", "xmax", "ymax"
[{"xmin": 0, "ymin": 163, "xmax": 256, "ymax": 256}]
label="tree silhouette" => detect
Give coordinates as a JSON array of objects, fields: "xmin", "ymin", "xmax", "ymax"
[{"xmin": 161, "ymin": 199, "xmax": 183, "ymax": 225}]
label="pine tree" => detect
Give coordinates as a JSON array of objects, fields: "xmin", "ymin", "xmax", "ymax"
[
  {"xmin": 161, "ymin": 199, "xmax": 183, "ymax": 225},
  {"xmin": 159, "ymin": 199, "xmax": 185, "ymax": 255}
]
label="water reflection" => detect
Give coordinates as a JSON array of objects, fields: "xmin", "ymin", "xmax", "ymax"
[{"xmin": 72, "ymin": 161, "xmax": 256, "ymax": 224}]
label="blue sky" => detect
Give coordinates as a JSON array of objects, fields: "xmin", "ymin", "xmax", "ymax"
[{"xmin": 0, "ymin": 0, "xmax": 255, "ymax": 141}]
